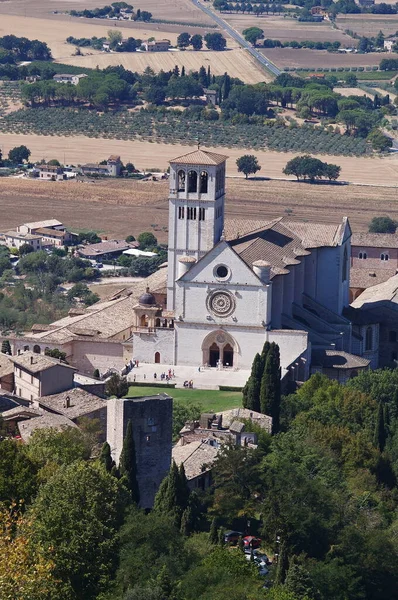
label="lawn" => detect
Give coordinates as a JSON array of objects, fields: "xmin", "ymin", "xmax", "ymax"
[{"xmin": 127, "ymin": 385, "xmax": 242, "ymax": 413}]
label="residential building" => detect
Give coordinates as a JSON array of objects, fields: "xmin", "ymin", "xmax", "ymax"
[
  {"xmin": 34, "ymin": 387, "xmax": 107, "ymax": 441},
  {"xmin": 172, "ymin": 440, "xmax": 219, "ymax": 490},
  {"xmin": 81, "ymin": 155, "xmax": 122, "ymax": 177},
  {"xmin": 1, "ymin": 405, "xmax": 42, "ymax": 436},
  {"xmin": 107, "ymin": 394, "xmax": 173, "ymax": 508},
  {"xmin": 3, "ymin": 230, "xmax": 42, "ymax": 251},
  {"xmin": 350, "ymin": 232, "xmax": 398, "ymax": 302},
  {"xmin": 17, "ymin": 219, "xmax": 65, "ymax": 235},
  {"xmin": 79, "ymin": 239, "xmax": 137, "ymax": 260},
  {"xmin": 0, "ymin": 355, "xmax": 14, "ymax": 392},
  {"xmin": 142, "ymin": 39, "xmax": 170, "ymax": 52},
  {"xmin": 53, "ymin": 73, "xmax": 88, "ymax": 85},
  {"xmin": 36, "ymin": 164, "xmax": 66, "ymax": 181},
  {"xmin": 9, "ymin": 351, "xmax": 76, "ymax": 401},
  {"xmin": 203, "ymin": 89, "xmax": 218, "ymax": 106},
  {"xmin": 35, "ymin": 227, "xmax": 71, "ymax": 247}
]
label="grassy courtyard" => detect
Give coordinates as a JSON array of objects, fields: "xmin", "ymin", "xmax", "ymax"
[{"xmin": 126, "ymin": 385, "xmax": 242, "ymax": 413}]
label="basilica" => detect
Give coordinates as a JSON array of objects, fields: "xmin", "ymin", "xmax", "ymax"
[{"xmin": 131, "ymin": 148, "xmax": 372, "ymax": 382}]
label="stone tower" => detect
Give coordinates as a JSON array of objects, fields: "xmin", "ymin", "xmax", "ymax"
[
  {"xmin": 167, "ymin": 149, "xmax": 228, "ymax": 310},
  {"xmin": 107, "ymin": 394, "xmax": 173, "ymax": 509}
]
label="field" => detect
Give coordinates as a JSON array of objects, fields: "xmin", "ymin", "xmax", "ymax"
[
  {"xmin": 1, "ymin": 156, "xmax": 398, "ymax": 242},
  {"xmin": 222, "ymin": 13, "xmax": 354, "ymax": 46},
  {"xmin": 0, "ymin": 12, "xmax": 267, "ymax": 82},
  {"xmin": 334, "ymin": 87, "xmax": 374, "ymax": 98},
  {"xmin": 261, "ymin": 48, "xmax": 384, "ymax": 69},
  {"xmin": 336, "ymin": 14, "xmax": 398, "ymax": 38},
  {"xmin": 127, "ymin": 385, "xmax": 242, "ymax": 412}
]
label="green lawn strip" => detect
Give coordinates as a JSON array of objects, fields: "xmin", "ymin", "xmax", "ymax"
[{"xmin": 126, "ymin": 385, "xmax": 242, "ymax": 413}]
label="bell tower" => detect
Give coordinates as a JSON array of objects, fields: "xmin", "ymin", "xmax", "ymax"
[{"xmin": 167, "ymin": 148, "xmax": 227, "ymax": 310}]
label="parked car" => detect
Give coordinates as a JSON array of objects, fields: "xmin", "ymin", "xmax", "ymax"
[
  {"xmin": 245, "ymin": 554, "xmax": 269, "ymax": 576},
  {"xmin": 243, "ymin": 536, "xmax": 261, "ymax": 549},
  {"xmin": 224, "ymin": 530, "xmax": 243, "ymax": 545}
]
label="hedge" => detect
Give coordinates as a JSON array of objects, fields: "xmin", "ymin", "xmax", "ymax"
[{"xmin": 218, "ymin": 385, "xmax": 244, "ymax": 392}]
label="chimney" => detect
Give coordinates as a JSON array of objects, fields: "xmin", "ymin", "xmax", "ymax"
[
  {"xmin": 30, "ymin": 355, "xmax": 34, "ymax": 365},
  {"xmin": 63, "ymin": 396, "xmax": 70, "ymax": 409}
]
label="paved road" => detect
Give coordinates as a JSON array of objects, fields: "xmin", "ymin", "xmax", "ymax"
[{"xmin": 191, "ymin": 0, "xmax": 281, "ymax": 77}]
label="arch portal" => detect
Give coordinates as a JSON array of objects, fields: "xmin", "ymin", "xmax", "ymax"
[{"xmin": 201, "ymin": 330, "xmax": 238, "ymax": 368}]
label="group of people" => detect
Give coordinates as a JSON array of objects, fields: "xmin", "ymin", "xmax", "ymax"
[
  {"xmin": 153, "ymin": 369, "xmax": 175, "ymax": 382},
  {"xmin": 183, "ymin": 380, "xmax": 194, "ymax": 388}
]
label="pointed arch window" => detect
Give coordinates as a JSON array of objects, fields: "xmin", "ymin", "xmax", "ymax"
[{"xmin": 177, "ymin": 170, "xmax": 185, "ymax": 192}]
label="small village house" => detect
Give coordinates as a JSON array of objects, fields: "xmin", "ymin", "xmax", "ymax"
[
  {"xmin": 36, "ymin": 164, "xmax": 66, "ymax": 181},
  {"xmin": 142, "ymin": 39, "xmax": 170, "ymax": 52},
  {"xmin": 2, "ymin": 231, "xmax": 42, "ymax": 251},
  {"xmin": 53, "ymin": 73, "xmax": 88, "ymax": 85}
]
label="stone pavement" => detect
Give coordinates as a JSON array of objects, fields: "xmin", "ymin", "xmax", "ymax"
[{"xmin": 127, "ymin": 362, "xmax": 250, "ymax": 390}]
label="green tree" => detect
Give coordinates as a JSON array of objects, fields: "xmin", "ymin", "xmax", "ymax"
[
  {"xmin": 1, "ymin": 339, "xmax": 11, "ymax": 354},
  {"xmin": 0, "ymin": 439, "xmax": 38, "ymax": 504},
  {"xmin": 324, "ymin": 163, "xmax": 341, "ymax": 181},
  {"xmin": 374, "ymin": 401, "xmax": 387, "ymax": 452},
  {"xmin": 137, "ymin": 231, "xmax": 158, "ymax": 249},
  {"xmin": 209, "ymin": 517, "xmax": 219, "ymax": 544},
  {"xmin": 191, "ymin": 34, "xmax": 203, "ymax": 50},
  {"xmin": 108, "ymin": 29, "xmax": 123, "ymax": 49},
  {"xmin": 236, "ymin": 154, "xmax": 261, "ymax": 179},
  {"xmin": 368, "ymin": 216, "xmax": 397, "ymax": 233},
  {"xmin": 119, "ymin": 420, "xmax": 140, "ymax": 503},
  {"xmin": 275, "ymin": 540, "xmax": 289, "ymax": 585},
  {"xmin": 31, "ymin": 461, "xmax": 128, "ymax": 600},
  {"xmin": 260, "ymin": 343, "xmax": 281, "ymax": 433},
  {"xmin": 242, "ymin": 352, "xmax": 263, "ymax": 411},
  {"xmin": 8, "ymin": 145, "xmax": 31, "ymax": 164},
  {"xmin": 19, "ymin": 243, "xmax": 34, "ymax": 255},
  {"xmin": 106, "ymin": 372, "xmax": 129, "ymax": 398},
  {"xmin": 367, "ymin": 129, "xmax": 393, "ymax": 152},
  {"xmin": 154, "ymin": 460, "xmax": 190, "ymax": 527},
  {"xmin": 285, "ymin": 560, "xmax": 316, "ymax": 599},
  {"xmin": 100, "ymin": 441, "xmax": 114, "ymax": 472},
  {"xmin": 27, "ymin": 427, "xmax": 91, "ymax": 470},
  {"xmin": 242, "ymin": 27, "xmax": 264, "ymax": 46},
  {"xmin": 204, "ymin": 32, "xmax": 227, "ymax": 51},
  {"xmin": 44, "ymin": 347, "xmax": 67, "ymax": 361},
  {"xmin": 177, "ymin": 32, "xmax": 191, "ymax": 48}
]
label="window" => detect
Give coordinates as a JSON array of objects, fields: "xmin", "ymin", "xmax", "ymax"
[
  {"xmin": 178, "ymin": 206, "xmax": 185, "ymax": 219},
  {"xmin": 177, "ymin": 170, "xmax": 185, "ymax": 192},
  {"xmin": 381, "ymin": 253, "xmax": 389, "ymax": 261},
  {"xmin": 187, "ymin": 170, "xmax": 198, "ymax": 193},
  {"xmin": 214, "ymin": 264, "xmax": 229, "ymax": 280},
  {"xmin": 358, "ymin": 252, "xmax": 367, "ymax": 260},
  {"xmin": 200, "ymin": 171, "xmax": 208, "ymax": 194},
  {"xmin": 199, "ymin": 207, "xmax": 205, "ymax": 221},
  {"xmin": 389, "ymin": 331, "xmax": 397, "ymax": 343},
  {"xmin": 187, "ymin": 207, "xmax": 197, "ymax": 220},
  {"xmin": 365, "ymin": 326, "xmax": 373, "ymax": 351}
]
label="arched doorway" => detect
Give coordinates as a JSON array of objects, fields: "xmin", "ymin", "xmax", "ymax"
[
  {"xmin": 155, "ymin": 352, "xmax": 160, "ymax": 363},
  {"xmin": 202, "ymin": 331, "xmax": 238, "ymax": 368},
  {"xmin": 33, "ymin": 345, "xmax": 41, "ymax": 354},
  {"xmin": 223, "ymin": 343, "xmax": 233, "ymax": 367},
  {"xmin": 209, "ymin": 343, "xmax": 220, "ymax": 367},
  {"xmin": 140, "ymin": 314, "xmax": 148, "ymax": 327}
]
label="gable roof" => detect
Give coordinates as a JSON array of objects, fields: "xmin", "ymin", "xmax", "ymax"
[
  {"xmin": 351, "ymin": 232, "xmax": 398, "ymax": 249},
  {"xmin": 9, "ymin": 352, "xmax": 77, "ymax": 374},
  {"xmin": 37, "ymin": 387, "xmax": 106, "ymax": 419},
  {"xmin": 172, "ymin": 441, "xmax": 219, "ymax": 480},
  {"xmin": 352, "ymin": 273, "xmax": 398, "ymax": 308},
  {"xmin": 169, "ymin": 149, "xmax": 228, "ymax": 166},
  {"xmin": 17, "ymin": 411, "xmax": 77, "ymax": 441}
]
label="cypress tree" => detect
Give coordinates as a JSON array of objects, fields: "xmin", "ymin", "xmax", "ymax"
[
  {"xmin": 374, "ymin": 402, "xmax": 387, "ymax": 452},
  {"xmin": 119, "ymin": 420, "xmax": 140, "ymax": 504},
  {"xmin": 275, "ymin": 540, "xmax": 289, "ymax": 585},
  {"xmin": 207, "ymin": 65, "xmax": 211, "ymax": 83},
  {"xmin": 99, "ymin": 441, "xmax": 114, "ymax": 472},
  {"xmin": 181, "ymin": 65, "xmax": 185, "ymax": 77},
  {"xmin": 209, "ymin": 517, "xmax": 218, "ymax": 544},
  {"xmin": 260, "ymin": 343, "xmax": 281, "ymax": 433},
  {"xmin": 285, "ymin": 561, "xmax": 316, "ymax": 599},
  {"xmin": 243, "ymin": 352, "xmax": 262, "ymax": 411},
  {"xmin": 177, "ymin": 463, "xmax": 190, "ymax": 513},
  {"xmin": 221, "ymin": 72, "xmax": 231, "ymax": 100},
  {"xmin": 218, "ymin": 526, "xmax": 225, "ymax": 546},
  {"xmin": 1, "ymin": 340, "xmax": 11, "ymax": 355},
  {"xmin": 180, "ymin": 507, "xmax": 192, "ymax": 536},
  {"xmin": 154, "ymin": 461, "xmax": 189, "ymax": 527}
]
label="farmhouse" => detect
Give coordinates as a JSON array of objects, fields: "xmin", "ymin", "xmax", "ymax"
[
  {"xmin": 17, "ymin": 219, "xmax": 65, "ymax": 235},
  {"xmin": 2, "ymin": 230, "xmax": 42, "ymax": 251},
  {"xmin": 81, "ymin": 155, "xmax": 122, "ymax": 177},
  {"xmin": 53, "ymin": 73, "xmax": 88, "ymax": 85},
  {"xmin": 36, "ymin": 164, "xmax": 66, "ymax": 181},
  {"xmin": 35, "ymin": 227, "xmax": 71, "ymax": 247},
  {"xmin": 142, "ymin": 39, "xmax": 170, "ymax": 52}
]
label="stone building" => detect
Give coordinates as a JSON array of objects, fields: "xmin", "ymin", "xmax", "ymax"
[
  {"xmin": 107, "ymin": 394, "xmax": 173, "ymax": 509},
  {"xmin": 9, "ymin": 352, "xmax": 76, "ymax": 401}
]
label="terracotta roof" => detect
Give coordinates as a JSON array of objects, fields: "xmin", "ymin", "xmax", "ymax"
[
  {"xmin": 9, "ymin": 352, "xmax": 77, "ymax": 374},
  {"xmin": 0, "ymin": 355, "xmax": 14, "ymax": 378},
  {"xmin": 351, "ymin": 232, "xmax": 398, "ymax": 249},
  {"xmin": 38, "ymin": 387, "xmax": 106, "ymax": 419},
  {"xmin": 312, "ymin": 349, "xmax": 370, "ymax": 370},
  {"xmin": 172, "ymin": 440, "xmax": 219, "ymax": 480},
  {"xmin": 79, "ymin": 240, "xmax": 131, "ymax": 257},
  {"xmin": 35, "ymin": 227, "xmax": 66, "ymax": 238},
  {"xmin": 5, "ymin": 231, "xmax": 41, "ymax": 240},
  {"xmin": 352, "ymin": 273, "xmax": 398, "ymax": 307},
  {"xmin": 217, "ymin": 407, "xmax": 272, "ymax": 432},
  {"xmin": 169, "ymin": 149, "xmax": 228, "ymax": 166},
  {"xmin": 350, "ymin": 268, "xmax": 397, "ymax": 290},
  {"xmin": 18, "ymin": 411, "xmax": 77, "ymax": 441},
  {"xmin": 108, "ymin": 155, "xmax": 121, "ymax": 162},
  {"xmin": 23, "ymin": 219, "xmax": 63, "ymax": 229}
]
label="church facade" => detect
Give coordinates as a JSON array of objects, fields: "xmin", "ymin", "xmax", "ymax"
[{"xmin": 131, "ymin": 149, "xmax": 364, "ymax": 381}]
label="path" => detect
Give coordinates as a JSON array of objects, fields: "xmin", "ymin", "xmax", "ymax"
[{"xmin": 191, "ymin": 0, "xmax": 281, "ymax": 77}]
